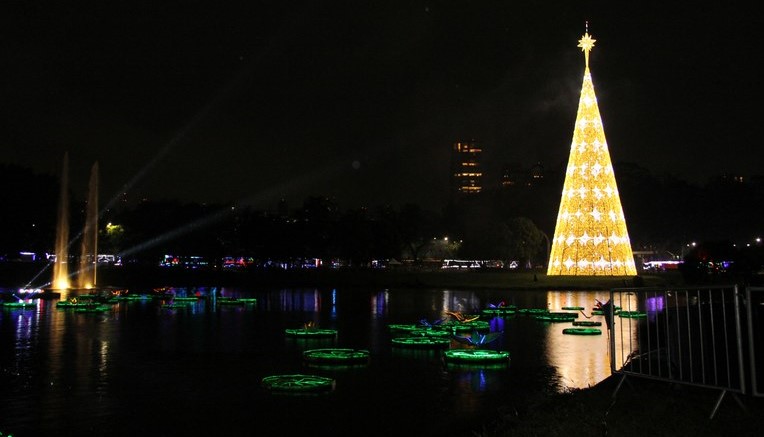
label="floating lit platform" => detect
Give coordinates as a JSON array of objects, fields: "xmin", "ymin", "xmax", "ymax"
[
  {"xmin": 561, "ymin": 306, "xmax": 585, "ymax": 311},
  {"xmin": 440, "ymin": 320, "xmax": 490, "ymax": 332},
  {"xmin": 387, "ymin": 324, "xmax": 423, "ymax": 333},
  {"xmin": 408, "ymin": 329, "xmax": 451, "ymax": 338},
  {"xmin": 261, "ymin": 374, "xmax": 335, "ymax": 393},
  {"xmin": 562, "ymin": 328, "xmax": 602, "ymax": 335},
  {"xmin": 161, "ymin": 302, "xmax": 192, "ymax": 309},
  {"xmin": 303, "ymin": 348, "xmax": 370, "ymax": 365},
  {"xmin": 74, "ymin": 305, "xmax": 111, "ymax": 313},
  {"xmin": 572, "ymin": 320, "xmax": 602, "ymax": 327},
  {"xmin": 56, "ymin": 300, "xmax": 99, "ymax": 309},
  {"xmin": 1, "ymin": 301, "xmax": 37, "ymax": 309},
  {"xmin": 481, "ymin": 308, "xmax": 516, "ymax": 316},
  {"xmin": 168, "ymin": 297, "xmax": 199, "ymax": 302},
  {"xmin": 619, "ymin": 311, "xmax": 647, "ymax": 318},
  {"xmin": 391, "ymin": 337, "xmax": 450, "ymax": 348},
  {"xmin": 285, "ymin": 328, "xmax": 338, "ymax": 338},
  {"xmin": 442, "ymin": 349, "xmax": 510, "ymax": 364},
  {"xmin": 517, "ymin": 308, "xmax": 550, "ymax": 316},
  {"xmin": 534, "ymin": 312, "xmax": 577, "ymax": 323}
]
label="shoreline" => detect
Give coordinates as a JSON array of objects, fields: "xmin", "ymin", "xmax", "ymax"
[{"xmin": 1, "ymin": 263, "xmax": 687, "ymax": 291}]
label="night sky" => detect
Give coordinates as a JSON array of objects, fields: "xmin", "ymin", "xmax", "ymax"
[{"xmin": 2, "ymin": 2, "xmax": 763, "ymax": 211}]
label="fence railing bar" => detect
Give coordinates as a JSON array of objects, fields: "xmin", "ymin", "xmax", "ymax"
[{"xmin": 747, "ymin": 287, "xmax": 759, "ymax": 396}]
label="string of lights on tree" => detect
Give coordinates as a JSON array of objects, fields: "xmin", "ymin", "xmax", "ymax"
[{"xmin": 547, "ymin": 28, "xmax": 637, "ymax": 276}]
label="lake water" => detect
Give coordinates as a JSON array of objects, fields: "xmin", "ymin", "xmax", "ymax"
[{"xmin": 0, "ymin": 286, "xmax": 636, "ymax": 436}]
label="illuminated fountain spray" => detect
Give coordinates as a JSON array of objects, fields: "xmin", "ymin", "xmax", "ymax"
[
  {"xmin": 77, "ymin": 162, "xmax": 99, "ymax": 289},
  {"xmin": 52, "ymin": 153, "xmax": 71, "ymax": 290}
]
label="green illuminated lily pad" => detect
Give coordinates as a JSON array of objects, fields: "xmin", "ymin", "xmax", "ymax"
[
  {"xmin": 262, "ymin": 374, "xmax": 335, "ymax": 393},
  {"xmin": 440, "ymin": 320, "xmax": 490, "ymax": 332},
  {"xmin": 391, "ymin": 336, "xmax": 450, "ymax": 348},
  {"xmin": 443, "ymin": 349, "xmax": 510, "ymax": 363},
  {"xmin": 572, "ymin": 320, "xmax": 602, "ymax": 327},
  {"xmin": 388, "ymin": 324, "xmax": 423, "ymax": 332},
  {"xmin": 169, "ymin": 297, "xmax": 199, "ymax": 302},
  {"xmin": 74, "ymin": 305, "xmax": 111, "ymax": 313},
  {"xmin": 562, "ymin": 328, "xmax": 602, "ymax": 335},
  {"xmin": 303, "ymin": 348, "xmax": 370, "ymax": 364},
  {"xmin": 534, "ymin": 313, "xmax": 577, "ymax": 322},
  {"xmin": 481, "ymin": 308, "xmax": 516, "ymax": 316},
  {"xmin": 1, "ymin": 301, "xmax": 37, "ymax": 309},
  {"xmin": 285, "ymin": 328, "xmax": 338, "ymax": 338},
  {"xmin": 162, "ymin": 302, "xmax": 192, "ymax": 309},
  {"xmin": 619, "ymin": 311, "xmax": 647, "ymax": 318},
  {"xmin": 408, "ymin": 329, "xmax": 452, "ymax": 338},
  {"xmin": 518, "ymin": 308, "xmax": 550, "ymax": 315},
  {"xmin": 217, "ymin": 298, "xmax": 246, "ymax": 305},
  {"xmin": 56, "ymin": 300, "xmax": 98, "ymax": 309}
]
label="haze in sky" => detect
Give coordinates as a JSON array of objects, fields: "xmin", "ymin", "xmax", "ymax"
[{"xmin": 2, "ymin": 2, "xmax": 762, "ymax": 211}]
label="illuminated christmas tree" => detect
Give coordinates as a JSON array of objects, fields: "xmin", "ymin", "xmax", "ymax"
[{"xmin": 547, "ymin": 29, "xmax": 637, "ymax": 276}]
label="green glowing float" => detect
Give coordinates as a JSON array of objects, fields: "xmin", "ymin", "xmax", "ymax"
[
  {"xmin": 261, "ymin": 374, "xmax": 335, "ymax": 393},
  {"xmin": 572, "ymin": 320, "xmax": 602, "ymax": 327},
  {"xmin": 561, "ymin": 306, "xmax": 585, "ymax": 311},
  {"xmin": 481, "ymin": 307, "xmax": 516, "ymax": 316},
  {"xmin": 387, "ymin": 324, "xmax": 422, "ymax": 333},
  {"xmin": 391, "ymin": 336, "xmax": 450, "ymax": 348},
  {"xmin": 618, "ymin": 311, "xmax": 647, "ymax": 318},
  {"xmin": 169, "ymin": 297, "xmax": 199, "ymax": 302},
  {"xmin": 534, "ymin": 312, "xmax": 577, "ymax": 322},
  {"xmin": 443, "ymin": 349, "xmax": 510, "ymax": 364},
  {"xmin": 303, "ymin": 348, "xmax": 370, "ymax": 364},
  {"xmin": 115, "ymin": 294, "xmax": 152, "ymax": 301},
  {"xmin": 217, "ymin": 297, "xmax": 246, "ymax": 306},
  {"xmin": 408, "ymin": 329, "xmax": 451, "ymax": 338},
  {"xmin": 56, "ymin": 300, "xmax": 98, "ymax": 309},
  {"xmin": 1, "ymin": 301, "xmax": 36, "ymax": 309},
  {"xmin": 518, "ymin": 308, "xmax": 549, "ymax": 316},
  {"xmin": 285, "ymin": 322, "xmax": 338, "ymax": 338},
  {"xmin": 441, "ymin": 320, "xmax": 490, "ymax": 332},
  {"xmin": 74, "ymin": 305, "xmax": 111, "ymax": 313},
  {"xmin": 562, "ymin": 328, "xmax": 602, "ymax": 335},
  {"xmin": 161, "ymin": 302, "xmax": 192, "ymax": 309}
]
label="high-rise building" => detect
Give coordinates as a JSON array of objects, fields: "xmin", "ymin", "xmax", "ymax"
[
  {"xmin": 451, "ymin": 140, "xmax": 483, "ymax": 197},
  {"xmin": 547, "ymin": 29, "xmax": 637, "ymax": 276}
]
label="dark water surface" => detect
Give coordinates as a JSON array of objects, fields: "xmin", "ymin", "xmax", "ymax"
[{"xmin": 0, "ymin": 286, "xmax": 629, "ymax": 436}]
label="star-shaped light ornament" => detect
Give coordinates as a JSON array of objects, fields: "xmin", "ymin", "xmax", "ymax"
[{"xmin": 578, "ymin": 32, "xmax": 596, "ymax": 67}]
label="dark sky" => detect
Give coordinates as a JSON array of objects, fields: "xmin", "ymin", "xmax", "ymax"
[{"xmin": 2, "ymin": 1, "xmax": 763, "ymax": 212}]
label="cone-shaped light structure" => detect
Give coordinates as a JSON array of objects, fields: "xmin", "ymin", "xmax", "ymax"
[{"xmin": 547, "ymin": 30, "xmax": 636, "ymax": 276}]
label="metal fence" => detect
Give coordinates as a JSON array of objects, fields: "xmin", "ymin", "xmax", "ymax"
[
  {"xmin": 746, "ymin": 287, "xmax": 764, "ymax": 397},
  {"xmin": 608, "ymin": 285, "xmax": 748, "ymax": 418}
]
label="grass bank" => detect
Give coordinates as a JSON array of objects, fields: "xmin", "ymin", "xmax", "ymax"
[{"xmin": 473, "ymin": 374, "xmax": 764, "ymax": 436}]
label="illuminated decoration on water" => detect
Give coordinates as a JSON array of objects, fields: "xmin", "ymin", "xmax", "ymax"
[
  {"xmin": 442, "ymin": 349, "xmax": 510, "ymax": 364},
  {"xmin": 572, "ymin": 320, "xmax": 602, "ymax": 327},
  {"xmin": 562, "ymin": 328, "xmax": 602, "ymax": 335},
  {"xmin": 303, "ymin": 348, "xmax": 370, "ymax": 364},
  {"xmin": 285, "ymin": 322, "xmax": 338, "ymax": 338},
  {"xmin": 547, "ymin": 28, "xmax": 637, "ymax": 276},
  {"xmin": 390, "ymin": 336, "xmax": 450, "ymax": 348},
  {"xmin": 261, "ymin": 374, "xmax": 335, "ymax": 393}
]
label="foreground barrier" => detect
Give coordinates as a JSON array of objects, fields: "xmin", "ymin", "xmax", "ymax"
[
  {"xmin": 746, "ymin": 287, "xmax": 764, "ymax": 396},
  {"xmin": 608, "ymin": 285, "xmax": 747, "ymax": 418}
]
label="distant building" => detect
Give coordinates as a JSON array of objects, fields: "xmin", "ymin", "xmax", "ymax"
[
  {"xmin": 501, "ymin": 162, "xmax": 545, "ymax": 188},
  {"xmin": 451, "ymin": 140, "xmax": 483, "ymax": 198}
]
